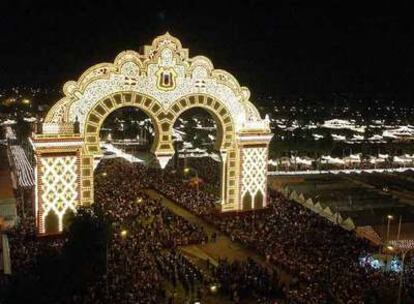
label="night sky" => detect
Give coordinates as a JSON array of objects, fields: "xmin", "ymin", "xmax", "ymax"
[{"xmin": 0, "ymin": 1, "xmax": 413, "ymax": 103}]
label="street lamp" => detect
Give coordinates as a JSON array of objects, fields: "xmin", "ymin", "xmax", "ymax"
[
  {"xmin": 209, "ymin": 283, "xmax": 218, "ymax": 294},
  {"xmin": 290, "ymin": 150, "xmax": 298, "ymax": 171},
  {"xmin": 386, "ymin": 245, "xmax": 394, "ymax": 252},
  {"xmin": 21, "ymin": 98, "xmax": 30, "ymax": 105},
  {"xmin": 386, "ymin": 214, "xmax": 394, "ymax": 246},
  {"xmin": 120, "ymin": 229, "xmax": 128, "ymax": 238}
]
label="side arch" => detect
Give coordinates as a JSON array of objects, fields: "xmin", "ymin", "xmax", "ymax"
[
  {"xmin": 167, "ymin": 94, "xmax": 236, "ymax": 151},
  {"xmin": 242, "ymin": 192, "xmax": 252, "ymax": 211},
  {"xmin": 83, "ymin": 91, "xmax": 169, "ymax": 156},
  {"xmin": 44, "ymin": 210, "xmax": 60, "ymax": 234},
  {"xmin": 254, "ymin": 190, "xmax": 264, "ymax": 209},
  {"xmin": 167, "ymin": 94, "xmax": 240, "ymax": 211}
]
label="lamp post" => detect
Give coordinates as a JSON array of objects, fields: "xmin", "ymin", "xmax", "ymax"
[
  {"xmin": 342, "ymin": 148, "xmax": 345, "ymax": 170},
  {"xmin": 386, "ymin": 214, "xmax": 394, "ymax": 246},
  {"xmin": 292, "ymin": 150, "xmax": 298, "ymax": 171}
]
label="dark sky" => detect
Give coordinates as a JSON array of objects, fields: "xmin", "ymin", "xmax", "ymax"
[{"xmin": 0, "ymin": 1, "xmax": 413, "ymax": 103}]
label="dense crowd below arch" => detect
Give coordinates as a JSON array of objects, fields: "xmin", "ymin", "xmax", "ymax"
[{"xmin": 1, "ymin": 157, "xmax": 413, "ymax": 303}]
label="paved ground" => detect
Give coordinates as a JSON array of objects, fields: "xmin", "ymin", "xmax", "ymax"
[
  {"xmin": 145, "ymin": 189, "xmax": 292, "ymax": 303},
  {"xmin": 145, "ymin": 189, "xmax": 292, "ymax": 286}
]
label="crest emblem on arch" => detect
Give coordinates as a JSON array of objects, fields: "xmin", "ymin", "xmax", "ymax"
[{"xmin": 156, "ymin": 67, "xmax": 177, "ymax": 90}]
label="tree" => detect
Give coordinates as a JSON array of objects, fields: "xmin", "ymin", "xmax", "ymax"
[
  {"xmin": 62, "ymin": 206, "xmax": 112, "ymax": 295},
  {"xmin": 1, "ymin": 206, "xmax": 112, "ymax": 304}
]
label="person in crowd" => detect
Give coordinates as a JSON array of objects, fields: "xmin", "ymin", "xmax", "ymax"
[{"xmin": 3, "ymin": 157, "xmax": 413, "ymax": 303}]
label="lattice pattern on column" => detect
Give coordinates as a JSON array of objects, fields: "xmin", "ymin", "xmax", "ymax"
[
  {"xmin": 241, "ymin": 147, "xmax": 267, "ymax": 208},
  {"xmin": 40, "ymin": 156, "xmax": 78, "ymax": 232}
]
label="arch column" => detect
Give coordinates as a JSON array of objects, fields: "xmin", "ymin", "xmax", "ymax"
[
  {"xmin": 236, "ymin": 132, "xmax": 273, "ymax": 210},
  {"xmin": 220, "ymin": 150, "xmax": 227, "ymax": 206},
  {"xmin": 31, "ymin": 132, "xmax": 85, "ymax": 234},
  {"xmin": 220, "ymin": 147, "xmax": 240, "ymax": 212}
]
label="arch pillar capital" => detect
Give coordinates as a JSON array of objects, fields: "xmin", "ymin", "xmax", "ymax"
[{"xmin": 155, "ymin": 152, "xmax": 175, "ymax": 169}]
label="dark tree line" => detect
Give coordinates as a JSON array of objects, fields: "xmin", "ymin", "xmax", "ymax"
[{"xmin": 1, "ymin": 207, "xmax": 112, "ymax": 304}]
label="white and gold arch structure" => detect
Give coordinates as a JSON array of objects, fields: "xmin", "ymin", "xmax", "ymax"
[{"xmin": 32, "ymin": 33, "xmax": 272, "ymax": 234}]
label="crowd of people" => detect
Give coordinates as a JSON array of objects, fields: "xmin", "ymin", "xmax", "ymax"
[
  {"xmin": 3, "ymin": 155, "xmax": 414, "ymax": 303},
  {"xmin": 215, "ymin": 258, "xmax": 280, "ymax": 303},
  {"xmin": 209, "ymin": 193, "xmax": 387, "ymax": 303},
  {"xmin": 74, "ymin": 159, "xmax": 213, "ymax": 303},
  {"xmin": 156, "ymin": 251, "xmax": 204, "ymax": 299},
  {"xmin": 2, "ymin": 157, "xmax": 282, "ymax": 303},
  {"xmin": 184, "ymin": 156, "xmax": 221, "ymax": 191},
  {"xmin": 94, "ymin": 163, "xmax": 208, "ymax": 248},
  {"xmin": 144, "ymin": 158, "xmax": 414, "ymax": 303},
  {"xmin": 149, "ymin": 165, "xmax": 219, "ymax": 217},
  {"xmin": 92, "ymin": 157, "xmax": 414, "ymax": 303},
  {"xmin": 93, "ymin": 158, "xmax": 282, "ymax": 303}
]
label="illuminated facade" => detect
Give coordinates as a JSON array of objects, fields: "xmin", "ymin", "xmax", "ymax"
[{"xmin": 32, "ymin": 33, "xmax": 272, "ymax": 233}]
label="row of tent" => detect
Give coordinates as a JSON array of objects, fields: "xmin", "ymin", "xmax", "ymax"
[
  {"xmin": 269, "ymin": 154, "xmax": 414, "ymax": 167},
  {"xmin": 279, "ymin": 186, "xmax": 356, "ymax": 231}
]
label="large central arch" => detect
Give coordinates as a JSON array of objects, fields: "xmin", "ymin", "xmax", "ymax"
[{"xmin": 31, "ymin": 33, "xmax": 272, "ymax": 234}]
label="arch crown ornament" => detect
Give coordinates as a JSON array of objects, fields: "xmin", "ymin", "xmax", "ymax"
[{"xmin": 32, "ymin": 33, "xmax": 272, "ymax": 234}]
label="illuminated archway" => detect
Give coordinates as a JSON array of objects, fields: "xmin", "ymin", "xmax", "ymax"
[
  {"xmin": 32, "ymin": 33, "xmax": 272, "ymax": 233},
  {"xmin": 83, "ymin": 92, "xmax": 163, "ymax": 156}
]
